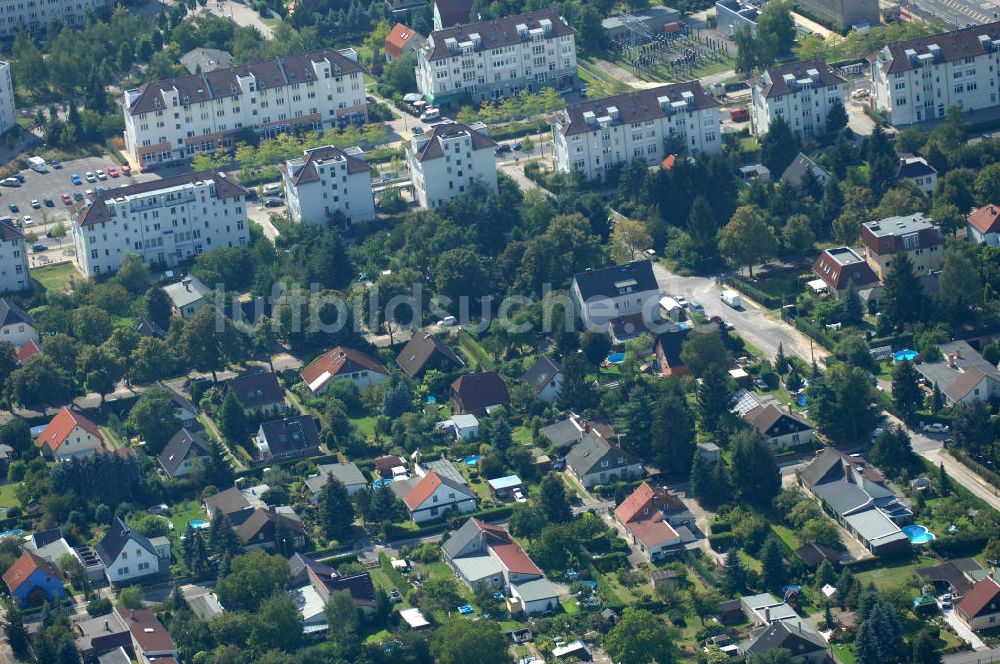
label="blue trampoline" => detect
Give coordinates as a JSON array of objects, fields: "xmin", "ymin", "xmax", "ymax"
[
  {"xmin": 893, "ymin": 349, "xmax": 919, "ymax": 362},
  {"xmin": 427, "ymin": 396, "xmax": 437, "ymax": 404},
  {"xmin": 797, "ymin": 395, "xmax": 807, "ymax": 407}
]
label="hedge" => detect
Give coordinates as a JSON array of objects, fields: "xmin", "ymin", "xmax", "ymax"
[
  {"xmin": 708, "ymin": 532, "xmax": 735, "ymax": 552},
  {"xmin": 795, "ymin": 318, "xmax": 837, "ymax": 351},
  {"xmin": 686, "ymin": 551, "xmax": 719, "ymax": 587},
  {"xmin": 949, "ymin": 449, "xmax": 1000, "ymax": 491},
  {"xmin": 868, "ymin": 333, "xmax": 914, "ymax": 350},
  {"xmin": 591, "ymin": 552, "xmax": 630, "ymax": 573},
  {"xmin": 385, "ymin": 505, "xmax": 515, "ymax": 542},
  {"xmin": 724, "ymin": 277, "xmax": 783, "ymax": 310},
  {"xmin": 929, "ymin": 532, "xmax": 990, "ymax": 557}
]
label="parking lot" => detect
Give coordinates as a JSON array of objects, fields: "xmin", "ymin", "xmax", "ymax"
[{"xmin": 0, "ymin": 156, "xmax": 163, "ymax": 236}]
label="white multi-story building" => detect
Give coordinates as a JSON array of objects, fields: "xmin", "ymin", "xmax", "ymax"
[
  {"xmin": 750, "ymin": 58, "xmax": 847, "ymax": 137},
  {"xmin": 282, "ymin": 145, "xmax": 375, "ymax": 224},
  {"xmin": 0, "ymin": 218, "xmax": 28, "ymax": 294},
  {"xmin": 415, "ymin": 9, "xmax": 577, "ymax": 106},
  {"xmin": 0, "ymin": 62, "xmax": 15, "ymax": 136},
  {"xmin": 405, "ymin": 121, "xmax": 497, "ymax": 208},
  {"xmin": 872, "ymin": 22, "xmax": 1000, "ymax": 126},
  {"xmin": 0, "ymin": 0, "xmax": 108, "ymax": 38},
  {"xmin": 122, "ymin": 49, "xmax": 367, "ymax": 170},
  {"xmin": 71, "ymin": 171, "xmax": 250, "ymax": 277},
  {"xmin": 552, "ymin": 82, "xmax": 721, "ymax": 182}
]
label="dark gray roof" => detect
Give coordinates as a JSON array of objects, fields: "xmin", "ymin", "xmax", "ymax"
[
  {"xmin": 164, "ymin": 276, "xmax": 211, "ymax": 308},
  {"xmin": 257, "ymin": 415, "xmax": 321, "ymax": 456},
  {"xmin": 180, "ymin": 47, "xmax": 234, "ymax": 74},
  {"xmin": 0, "ymin": 218, "xmax": 24, "ymax": 243},
  {"xmin": 566, "ymin": 430, "xmax": 638, "ymax": 477},
  {"xmin": 914, "ymin": 341, "xmax": 1000, "ymax": 402},
  {"xmin": 541, "ymin": 418, "xmax": 584, "ymax": 449},
  {"xmin": 424, "ymin": 9, "xmax": 574, "ymax": 61},
  {"xmin": 434, "ymin": 0, "xmax": 473, "ymax": 27},
  {"xmin": 560, "ymin": 83, "xmax": 719, "ymax": 137},
  {"xmin": 744, "ymin": 620, "xmax": 826, "ymax": 657},
  {"xmin": 396, "ymin": 332, "xmax": 465, "ymax": 377},
  {"xmin": 743, "ymin": 403, "xmax": 813, "ymax": 438},
  {"xmin": 132, "ymin": 318, "xmax": 167, "ymax": 339},
  {"xmin": 227, "ymin": 370, "xmax": 285, "ymax": 410},
  {"xmin": 157, "ymin": 427, "xmax": 210, "ymax": 476},
  {"xmin": 285, "ymin": 145, "xmax": 370, "ymax": 186},
  {"xmin": 755, "ymin": 58, "xmax": 846, "ymax": 98},
  {"xmin": 918, "ymin": 558, "xmax": 983, "ymax": 596},
  {"xmin": 31, "ymin": 528, "xmax": 64, "ymax": 549},
  {"xmin": 879, "ymin": 21, "xmax": 1000, "ymax": 75},
  {"xmin": 801, "ymin": 448, "xmax": 911, "ymax": 520},
  {"xmin": 523, "ymin": 356, "xmax": 561, "ymax": 394},
  {"xmin": 441, "ymin": 517, "xmax": 483, "ymax": 560},
  {"xmin": 409, "ymin": 122, "xmax": 496, "ymax": 163},
  {"xmin": 0, "ymin": 299, "xmax": 34, "ymax": 328},
  {"xmin": 96, "ymin": 517, "xmax": 157, "ymax": 566},
  {"xmin": 204, "ymin": 486, "xmax": 251, "ymax": 515},
  {"xmin": 305, "ymin": 462, "xmax": 367, "ymax": 494},
  {"xmin": 897, "ymin": 158, "xmax": 937, "ymax": 179},
  {"xmin": 572, "ymin": 260, "xmax": 658, "ymax": 301},
  {"xmin": 780, "ymin": 153, "xmax": 829, "ymax": 187}
]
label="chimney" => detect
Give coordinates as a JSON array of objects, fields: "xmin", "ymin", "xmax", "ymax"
[
  {"xmin": 764, "ymin": 607, "xmax": 771, "ymax": 622},
  {"xmin": 955, "ymin": 347, "xmax": 962, "ymax": 360},
  {"xmin": 104, "ymin": 620, "xmax": 110, "ymax": 632},
  {"xmin": 947, "ymin": 354, "xmax": 956, "ymax": 368}
]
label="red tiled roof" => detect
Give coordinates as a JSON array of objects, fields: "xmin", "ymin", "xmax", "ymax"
[
  {"xmin": 301, "ymin": 347, "xmax": 388, "ymax": 392},
  {"xmin": 614, "ymin": 483, "xmax": 679, "ymax": 550},
  {"xmin": 474, "ymin": 519, "xmax": 542, "ymax": 576},
  {"xmin": 385, "ymin": 23, "xmax": 422, "ymax": 58},
  {"xmin": 3, "ymin": 551, "xmax": 60, "ymax": 593},
  {"xmin": 36, "ymin": 407, "xmax": 103, "ymax": 454},
  {"xmin": 615, "ymin": 482, "xmax": 657, "ymax": 523},
  {"xmin": 15, "ymin": 339, "xmax": 41, "ymax": 363},
  {"xmin": 969, "ymin": 204, "xmax": 1000, "ymax": 235},
  {"xmin": 120, "ymin": 608, "xmax": 177, "ymax": 654},
  {"xmin": 958, "ymin": 576, "xmax": 1000, "ymax": 619},
  {"xmin": 404, "ymin": 471, "xmax": 442, "ymax": 510}
]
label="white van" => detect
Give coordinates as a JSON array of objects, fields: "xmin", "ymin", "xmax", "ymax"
[
  {"xmin": 28, "ymin": 156, "xmax": 47, "ymax": 173},
  {"xmin": 262, "ymin": 183, "xmax": 282, "ymax": 197}
]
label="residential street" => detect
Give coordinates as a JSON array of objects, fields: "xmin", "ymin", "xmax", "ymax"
[
  {"xmin": 649, "ymin": 262, "xmax": 830, "ymax": 364},
  {"xmin": 945, "ymin": 646, "xmax": 1000, "ymax": 664}
]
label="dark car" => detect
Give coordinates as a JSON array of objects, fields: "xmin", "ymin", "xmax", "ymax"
[
  {"xmin": 13, "ymin": 174, "xmax": 24, "ymax": 183},
  {"xmin": 31, "ymin": 243, "xmax": 46, "ymax": 252},
  {"xmin": 43, "ymin": 198, "xmax": 54, "ymax": 207},
  {"xmin": 50, "ymin": 160, "xmax": 62, "ymax": 169},
  {"xmin": 263, "ymin": 198, "xmax": 284, "ymax": 208},
  {"xmin": 244, "ymin": 189, "xmax": 258, "ymax": 201},
  {"xmin": 495, "ymin": 144, "xmax": 511, "ymax": 155}
]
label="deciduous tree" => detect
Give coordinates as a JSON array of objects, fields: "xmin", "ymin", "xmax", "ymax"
[
  {"xmin": 604, "ymin": 608, "xmax": 675, "ymax": 664},
  {"xmin": 718, "ymin": 205, "xmax": 777, "ymax": 277}
]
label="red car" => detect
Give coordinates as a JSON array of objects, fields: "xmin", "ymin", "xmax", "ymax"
[
  {"xmin": 107, "ymin": 166, "xmax": 120, "ymax": 178},
  {"xmin": 730, "ymin": 108, "xmax": 749, "ymax": 122},
  {"xmin": 121, "ymin": 164, "xmax": 132, "ymax": 175},
  {"xmin": 61, "ymin": 193, "xmax": 72, "ymax": 205}
]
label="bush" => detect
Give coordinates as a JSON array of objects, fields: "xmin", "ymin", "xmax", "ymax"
[
  {"xmin": 725, "ymin": 277, "xmax": 782, "ymax": 309},
  {"xmin": 708, "ymin": 532, "xmax": 735, "ymax": 551},
  {"xmin": 87, "ymin": 597, "xmax": 113, "ymax": 617},
  {"xmin": 795, "ymin": 318, "xmax": 838, "ymax": 350},
  {"xmin": 237, "ymin": 166, "xmax": 281, "ymax": 188}
]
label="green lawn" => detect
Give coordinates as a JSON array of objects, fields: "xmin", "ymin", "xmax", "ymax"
[
  {"xmin": 0, "ymin": 483, "xmax": 20, "ymax": 509},
  {"xmin": 351, "ymin": 416, "xmax": 376, "ymax": 437},
  {"xmin": 32, "ymin": 262, "xmax": 78, "ymax": 293},
  {"xmin": 512, "ymin": 425, "xmax": 533, "ymax": 446},
  {"xmin": 855, "ymin": 554, "xmax": 936, "ymax": 591},
  {"xmin": 560, "ymin": 598, "xmax": 581, "ymax": 614},
  {"xmin": 457, "ymin": 331, "xmax": 495, "ymax": 371},
  {"xmin": 832, "ymin": 642, "xmax": 856, "ymax": 664},
  {"xmin": 168, "ymin": 499, "xmax": 207, "ymax": 534},
  {"xmin": 771, "ymin": 525, "xmax": 802, "ymax": 551}
]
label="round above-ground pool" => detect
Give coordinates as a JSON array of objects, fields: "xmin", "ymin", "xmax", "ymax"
[
  {"xmin": 893, "ymin": 349, "xmax": 919, "ymax": 362},
  {"xmin": 903, "ymin": 524, "xmax": 936, "ymax": 544},
  {"xmin": 372, "ymin": 478, "xmax": 394, "ymax": 490},
  {"xmin": 607, "ymin": 352, "xmax": 626, "ymax": 364}
]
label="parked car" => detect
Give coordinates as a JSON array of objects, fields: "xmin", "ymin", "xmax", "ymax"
[
  {"xmin": 389, "ymin": 588, "xmax": 402, "ymax": 602},
  {"xmin": 0, "ymin": 178, "xmax": 19, "ymax": 187},
  {"xmin": 689, "ymin": 301, "xmax": 705, "ymax": 313},
  {"xmin": 50, "ymin": 160, "xmax": 62, "ymax": 169},
  {"xmin": 22, "ymin": 216, "xmax": 33, "ymax": 226},
  {"xmin": 31, "ymin": 243, "xmax": 46, "ymax": 252},
  {"xmin": 121, "ymin": 164, "xmax": 132, "ymax": 175},
  {"xmin": 495, "ymin": 144, "xmax": 511, "ymax": 155},
  {"xmin": 412, "ymin": 126, "xmax": 424, "ymax": 135},
  {"xmin": 95, "ymin": 169, "xmax": 107, "ymax": 180},
  {"xmin": 61, "ymin": 193, "xmax": 72, "ymax": 205},
  {"xmin": 513, "ymin": 488, "xmax": 527, "ymax": 503},
  {"xmin": 30, "ymin": 199, "xmax": 40, "ymax": 209},
  {"xmin": 72, "ymin": 192, "xmax": 84, "ymax": 201},
  {"xmin": 263, "ymin": 198, "xmax": 284, "ymax": 208},
  {"xmin": 8, "ymin": 203, "xmax": 17, "ymax": 212},
  {"xmin": 923, "ymin": 422, "xmax": 949, "ymax": 434},
  {"xmin": 43, "ymin": 198, "xmax": 54, "ymax": 207},
  {"xmin": 730, "ymin": 108, "xmax": 749, "ymax": 122},
  {"xmin": 13, "ymin": 174, "xmax": 24, "ymax": 183},
  {"xmin": 85, "ymin": 171, "xmax": 96, "ymax": 183},
  {"xmin": 512, "ymin": 142, "xmax": 522, "ymax": 151},
  {"xmin": 107, "ymin": 166, "xmax": 120, "ymax": 177},
  {"xmin": 753, "ymin": 378, "xmax": 769, "ymax": 391},
  {"xmin": 71, "ymin": 174, "xmax": 82, "ymax": 185}
]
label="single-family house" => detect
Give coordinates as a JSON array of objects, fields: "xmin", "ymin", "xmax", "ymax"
[
  {"xmin": 305, "ymin": 462, "xmax": 368, "ymax": 500},
  {"xmin": 451, "ymin": 371, "xmax": 510, "ymax": 415},
  {"xmin": 540, "ymin": 415, "xmax": 615, "ymax": 451},
  {"xmin": 289, "ymin": 553, "xmax": 376, "ymax": 633},
  {"xmin": 254, "ymin": 415, "xmax": 322, "ymax": 462},
  {"xmin": 374, "ymin": 455, "xmax": 407, "ymax": 478},
  {"xmin": 384, "ymin": 23, "xmax": 424, "ymax": 60},
  {"xmin": 155, "ymin": 382, "xmax": 200, "ymax": 426},
  {"xmin": 15, "ymin": 338, "xmax": 41, "ymax": 363},
  {"xmin": 157, "ymin": 427, "xmax": 210, "ymax": 479},
  {"xmin": 203, "ymin": 486, "xmax": 256, "ymax": 526},
  {"xmin": 654, "ymin": 325, "xmax": 693, "ymax": 377},
  {"xmin": 97, "ymin": 518, "xmax": 167, "ymax": 585},
  {"xmin": 438, "ymin": 413, "xmax": 480, "ymax": 441},
  {"xmin": 918, "ymin": 558, "xmax": 983, "ymax": 598},
  {"xmin": 164, "ymin": 276, "xmax": 211, "ymax": 319},
  {"xmin": 914, "ymin": 340, "xmax": 1000, "ymax": 406},
  {"xmin": 779, "ymin": 153, "xmax": 829, "ymax": 188},
  {"xmin": 3, "ymin": 551, "xmax": 66, "ymax": 608},
  {"xmin": 391, "ymin": 469, "xmax": 477, "ymax": 524},
  {"xmin": 0, "ymin": 298, "xmax": 39, "ymax": 348},
  {"xmin": 742, "ymin": 403, "xmax": 814, "ymax": 449},
  {"xmin": 131, "ymin": 318, "xmax": 167, "ymax": 339},
  {"xmin": 811, "ymin": 247, "xmax": 880, "ymax": 298},
  {"xmin": 957, "ymin": 576, "xmax": 1000, "ymax": 631},
  {"xmin": 237, "ymin": 506, "xmax": 307, "ymax": 551},
  {"xmin": 227, "ymin": 370, "xmax": 286, "ymax": 416},
  {"xmin": 118, "ymin": 608, "xmax": 178, "ymax": 664},
  {"xmin": 614, "ymin": 483, "xmax": 685, "ymax": 561},
  {"xmin": 36, "ymin": 407, "xmax": 105, "ymax": 461},
  {"xmin": 442, "ymin": 518, "xmax": 560, "ymax": 615},
  {"xmin": 396, "ymin": 332, "xmax": 466, "ymax": 378},
  {"xmin": 861, "ymin": 213, "xmax": 944, "ymax": 281},
  {"xmin": 798, "ymin": 449, "xmax": 911, "ymax": 556},
  {"xmin": 896, "ymin": 156, "xmax": 937, "ymax": 194},
  {"xmin": 743, "ymin": 619, "xmax": 828, "ymax": 663},
  {"xmin": 25, "ymin": 528, "xmax": 77, "ymax": 569},
  {"xmin": 522, "ymin": 356, "xmax": 563, "ymax": 403},
  {"xmin": 73, "ymin": 610, "xmax": 132, "ymax": 660},
  {"xmin": 571, "ymin": 261, "xmax": 661, "ymax": 332},
  {"xmin": 968, "ymin": 204, "xmax": 1000, "ymax": 246},
  {"xmin": 566, "ymin": 430, "xmax": 643, "ymax": 489},
  {"xmin": 301, "ymin": 346, "xmax": 389, "ymax": 394}
]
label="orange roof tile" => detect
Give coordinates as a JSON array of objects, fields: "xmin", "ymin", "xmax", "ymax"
[
  {"xmin": 3, "ymin": 551, "xmax": 60, "ymax": 593},
  {"xmin": 385, "ymin": 23, "xmax": 421, "ymax": 58},
  {"xmin": 615, "ymin": 482, "xmax": 657, "ymax": 523},
  {"xmin": 614, "ymin": 482, "xmax": 680, "ymax": 550},
  {"xmin": 36, "ymin": 407, "xmax": 103, "ymax": 454},
  {"xmin": 958, "ymin": 576, "xmax": 1000, "ymax": 619},
  {"xmin": 404, "ymin": 471, "xmax": 442, "ymax": 510},
  {"xmin": 301, "ymin": 347, "xmax": 388, "ymax": 393},
  {"xmin": 969, "ymin": 204, "xmax": 1000, "ymax": 235},
  {"xmin": 474, "ymin": 519, "xmax": 542, "ymax": 576},
  {"xmin": 15, "ymin": 339, "xmax": 41, "ymax": 363}
]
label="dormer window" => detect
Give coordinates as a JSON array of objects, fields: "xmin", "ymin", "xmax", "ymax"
[{"xmin": 601, "ymin": 460, "xmax": 609, "ymax": 467}]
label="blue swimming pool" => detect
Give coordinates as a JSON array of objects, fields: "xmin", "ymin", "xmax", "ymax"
[
  {"xmin": 188, "ymin": 520, "xmax": 208, "ymax": 529},
  {"xmin": 607, "ymin": 353, "xmax": 625, "ymax": 364},
  {"xmin": 464, "ymin": 455, "xmax": 480, "ymax": 465},
  {"xmin": 372, "ymin": 478, "xmax": 394, "ymax": 490},
  {"xmin": 903, "ymin": 524, "xmax": 936, "ymax": 544},
  {"xmin": 0, "ymin": 529, "xmax": 24, "ymax": 539},
  {"xmin": 893, "ymin": 349, "xmax": 919, "ymax": 362}
]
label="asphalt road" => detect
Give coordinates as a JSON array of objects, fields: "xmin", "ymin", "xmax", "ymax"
[{"xmin": 915, "ymin": 0, "xmax": 997, "ymax": 25}]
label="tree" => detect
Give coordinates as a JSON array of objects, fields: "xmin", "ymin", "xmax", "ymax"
[
  {"xmin": 760, "ymin": 538, "xmax": 786, "ymax": 593},
  {"xmin": 808, "ymin": 364, "xmax": 881, "ymax": 443},
  {"xmin": 539, "ymin": 473, "xmax": 572, "ymax": 523},
  {"xmin": 734, "ymin": 26, "xmax": 759, "ymax": 78},
  {"xmin": 775, "ymin": 343, "xmax": 789, "ymax": 375},
  {"xmin": 580, "ymin": 332, "xmax": 612, "ymax": 365},
  {"xmin": 892, "ymin": 359, "xmax": 923, "ymax": 423},
  {"xmin": 680, "ymin": 327, "xmax": 729, "ymax": 378},
  {"xmin": 325, "ymin": 589, "xmax": 361, "ymax": 653},
  {"xmin": 951, "ymin": 399, "xmax": 992, "ymax": 455},
  {"xmin": 611, "ymin": 219, "xmax": 653, "ymax": 263},
  {"xmin": 930, "ymin": 382, "xmax": 944, "ymax": 413},
  {"xmin": 759, "ymin": 116, "xmax": 801, "ymax": 176},
  {"xmin": 816, "ymin": 559, "xmax": 838, "ymax": 589},
  {"xmin": 0, "ymin": 342, "xmax": 17, "ymax": 391},
  {"xmin": 870, "ymin": 426, "xmax": 917, "ymax": 479},
  {"xmin": 3, "ymin": 603, "xmax": 29, "ymax": 659},
  {"xmin": 72, "ymin": 306, "xmax": 113, "ymax": 346},
  {"xmin": 983, "ymin": 538, "xmax": 1000, "ymax": 565},
  {"xmin": 874, "ymin": 186, "xmax": 926, "ymax": 219},
  {"xmin": 250, "ymin": 593, "xmax": 303, "ymax": 653},
  {"xmin": 126, "ymin": 387, "xmax": 181, "ymax": 454},
  {"xmin": 181, "ymin": 306, "xmax": 228, "ymax": 381},
  {"xmin": 144, "ymin": 286, "xmax": 173, "ymax": 330},
  {"xmin": 207, "ymin": 512, "xmax": 240, "ymax": 561},
  {"xmin": 557, "ymin": 352, "xmax": 598, "ymax": 412},
  {"xmin": 855, "ymin": 600, "xmax": 903, "ymax": 664},
  {"xmin": 718, "ymin": 205, "xmax": 777, "ymax": 277},
  {"xmin": 431, "ymin": 619, "xmax": 509, "ymax": 664},
  {"xmin": 604, "ymin": 608, "xmax": 675, "ymax": 664},
  {"xmin": 911, "ymin": 628, "xmax": 942, "ymax": 664},
  {"xmin": 78, "ymin": 346, "xmax": 122, "ymax": 402},
  {"xmin": 826, "ymin": 101, "xmax": 848, "ymax": 137},
  {"xmin": 434, "ymin": 247, "xmax": 489, "ymax": 306},
  {"xmin": 203, "ymin": 437, "xmax": 234, "ymax": 487},
  {"xmin": 697, "ymin": 366, "xmax": 732, "ymax": 434},
  {"xmin": 508, "ymin": 504, "xmax": 548, "ymax": 540},
  {"xmin": 975, "ymin": 162, "xmax": 1000, "ymax": 204},
  {"xmin": 835, "ymin": 334, "xmax": 875, "ymax": 372},
  {"xmin": 215, "ymin": 549, "xmax": 289, "ymax": 611},
  {"xmin": 6, "ymin": 355, "xmax": 72, "ymax": 412},
  {"xmin": 216, "ymin": 389, "xmax": 248, "ymax": 445},
  {"xmin": 782, "ymin": 214, "xmax": 815, "ymax": 257},
  {"xmin": 731, "ymin": 430, "xmax": 781, "ymax": 508},
  {"xmin": 319, "ymin": 477, "xmax": 355, "ymax": 541},
  {"xmin": 938, "ymin": 241, "xmax": 982, "ymax": 321},
  {"xmin": 381, "ymin": 381, "xmax": 413, "ymax": 419},
  {"xmin": 867, "ymin": 125, "xmax": 899, "ymax": 196},
  {"xmin": 723, "ymin": 549, "xmax": 748, "ymax": 595},
  {"xmin": 0, "ymin": 419, "xmax": 31, "ymax": 457},
  {"xmin": 688, "ymin": 587, "xmax": 723, "ymax": 626}
]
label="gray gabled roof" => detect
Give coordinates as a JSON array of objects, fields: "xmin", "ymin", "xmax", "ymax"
[
  {"xmin": 305, "ymin": 462, "xmax": 367, "ymax": 494},
  {"xmin": 441, "ymin": 517, "xmax": 483, "ymax": 560},
  {"xmin": 0, "ymin": 299, "xmax": 34, "ymax": 328},
  {"xmin": 523, "ymin": 356, "xmax": 561, "ymax": 394},
  {"xmin": 566, "ymin": 430, "xmax": 637, "ymax": 477},
  {"xmin": 744, "ymin": 620, "xmax": 826, "ymax": 657},
  {"xmin": 164, "ymin": 276, "xmax": 211, "ymax": 308},
  {"xmin": 157, "ymin": 427, "xmax": 210, "ymax": 476},
  {"xmin": 96, "ymin": 517, "xmax": 158, "ymax": 566},
  {"xmin": 780, "ymin": 153, "xmax": 829, "ymax": 187}
]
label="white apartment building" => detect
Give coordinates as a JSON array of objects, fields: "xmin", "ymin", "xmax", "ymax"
[
  {"xmin": 0, "ymin": 0, "xmax": 108, "ymax": 38},
  {"xmin": 405, "ymin": 121, "xmax": 497, "ymax": 208},
  {"xmin": 0, "ymin": 62, "xmax": 15, "ymax": 137},
  {"xmin": 750, "ymin": 58, "xmax": 847, "ymax": 137},
  {"xmin": 872, "ymin": 22, "xmax": 1000, "ymax": 126},
  {"xmin": 71, "ymin": 171, "xmax": 250, "ymax": 277},
  {"xmin": 122, "ymin": 49, "xmax": 367, "ymax": 170},
  {"xmin": 0, "ymin": 218, "xmax": 28, "ymax": 294},
  {"xmin": 282, "ymin": 145, "xmax": 375, "ymax": 224},
  {"xmin": 415, "ymin": 9, "xmax": 577, "ymax": 106},
  {"xmin": 553, "ymin": 82, "xmax": 721, "ymax": 182}
]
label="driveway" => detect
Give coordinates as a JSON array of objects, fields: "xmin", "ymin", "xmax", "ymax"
[
  {"xmin": 942, "ymin": 606, "xmax": 988, "ymax": 651},
  {"xmin": 650, "ymin": 262, "xmax": 830, "ymax": 364},
  {"xmin": 945, "ymin": 646, "xmax": 1000, "ymax": 664}
]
